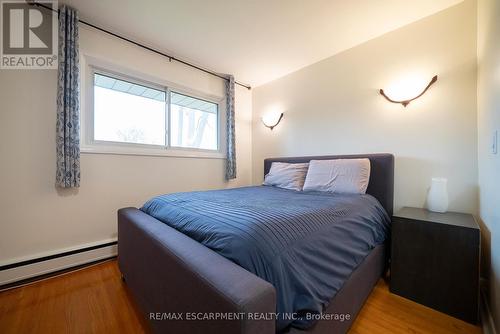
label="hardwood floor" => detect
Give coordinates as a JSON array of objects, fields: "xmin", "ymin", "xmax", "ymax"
[
  {"xmin": 349, "ymin": 280, "xmax": 481, "ymax": 334},
  {"xmin": 0, "ymin": 260, "xmax": 481, "ymax": 334},
  {"xmin": 0, "ymin": 260, "xmax": 147, "ymax": 334}
]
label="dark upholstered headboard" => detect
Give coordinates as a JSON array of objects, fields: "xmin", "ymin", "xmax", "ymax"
[{"xmin": 264, "ymin": 153, "xmax": 394, "ymax": 216}]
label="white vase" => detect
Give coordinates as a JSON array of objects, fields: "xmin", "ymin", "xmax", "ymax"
[{"xmin": 427, "ymin": 177, "xmax": 449, "ymax": 213}]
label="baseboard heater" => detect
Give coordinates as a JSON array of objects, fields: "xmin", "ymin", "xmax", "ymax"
[{"xmin": 0, "ymin": 240, "xmax": 117, "ymax": 289}]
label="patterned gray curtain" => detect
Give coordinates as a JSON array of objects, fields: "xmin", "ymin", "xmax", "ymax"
[
  {"xmin": 225, "ymin": 75, "xmax": 236, "ymax": 180},
  {"xmin": 56, "ymin": 6, "xmax": 80, "ymax": 188}
]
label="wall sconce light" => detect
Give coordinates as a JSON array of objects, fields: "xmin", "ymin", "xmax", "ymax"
[
  {"xmin": 262, "ymin": 112, "xmax": 284, "ymax": 130},
  {"xmin": 379, "ymin": 75, "xmax": 438, "ymax": 107}
]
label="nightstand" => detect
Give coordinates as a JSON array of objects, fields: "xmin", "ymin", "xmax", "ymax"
[{"xmin": 390, "ymin": 207, "xmax": 480, "ymax": 324}]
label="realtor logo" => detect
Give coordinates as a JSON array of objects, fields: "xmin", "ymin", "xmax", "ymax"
[{"xmin": 1, "ymin": 0, "xmax": 58, "ymax": 69}]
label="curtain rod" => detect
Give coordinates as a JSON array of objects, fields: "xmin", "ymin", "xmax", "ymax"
[{"xmin": 31, "ymin": 2, "xmax": 251, "ymax": 90}]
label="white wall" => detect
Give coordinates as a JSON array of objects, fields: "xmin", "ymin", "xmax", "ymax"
[
  {"xmin": 0, "ymin": 25, "xmax": 253, "ymax": 264},
  {"xmin": 477, "ymin": 0, "xmax": 500, "ymax": 329},
  {"xmin": 252, "ymin": 1, "xmax": 478, "ymax": 214}
]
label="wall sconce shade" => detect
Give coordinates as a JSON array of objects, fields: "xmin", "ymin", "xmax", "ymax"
[
  {"xmin": 262, "ymin": 112, "xmax": 284, "ymax": 130},
  {"xmin": 380, "ymin": 75, "xmax": 438, "ymax": 107}
]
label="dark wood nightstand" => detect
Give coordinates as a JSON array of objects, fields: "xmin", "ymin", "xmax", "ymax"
[{"xmin": 390, "ymin": 207, "xmax": 480, "ymax": 324}]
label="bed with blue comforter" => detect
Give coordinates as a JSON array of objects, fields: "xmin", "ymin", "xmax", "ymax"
[{"xmin": 141, "ymin": 185, "xmax": 390, "ymax": 331}]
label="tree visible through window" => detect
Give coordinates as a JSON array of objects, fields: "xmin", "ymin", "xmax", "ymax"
[{"xmin": 170, "ymin": 92, "xmax": 218, "ymax": 150}]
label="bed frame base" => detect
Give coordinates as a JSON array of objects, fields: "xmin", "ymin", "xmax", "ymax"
[{"xmin": 118, "ymin": 208, "xmax": 386, "ymax": 334}]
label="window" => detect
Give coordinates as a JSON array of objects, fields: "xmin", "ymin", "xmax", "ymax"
[
  {"xmin": 94, "ymin": 73, "xmax": 166, "ymax": 146},
  {"xmin": 170, "ymin": 92, "xmax": 218, "ymax": 150},
  {"xmin": 88, "ymin": 69, "xmax": 221, "ymax": 156}
]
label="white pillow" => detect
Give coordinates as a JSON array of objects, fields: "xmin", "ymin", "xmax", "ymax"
[
  {"xmin": 303, "ymin": 159, "xmax": 371, "ymax": 194},
  {"xmin": 263, "ymin": 162, "xmax": 309, "ymax": 191}
]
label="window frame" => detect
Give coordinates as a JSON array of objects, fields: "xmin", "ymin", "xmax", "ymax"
[{"xmin": 81, "ymin": 56, "xmax": 226, "ymax": 159}]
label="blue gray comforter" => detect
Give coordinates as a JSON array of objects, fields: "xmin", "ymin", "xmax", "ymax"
[{"xmin": 141, "ymin": 186, "xmax": 390, "ymax": 331}]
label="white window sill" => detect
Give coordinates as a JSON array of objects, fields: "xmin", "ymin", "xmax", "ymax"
[{"xmin": 81, "ymin": 145, "xmax": 226, "ymax": 160}]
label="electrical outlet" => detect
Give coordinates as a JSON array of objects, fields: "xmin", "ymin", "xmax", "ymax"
[{"xmin": 493, "ymin": 130, "xmax": 498, "ymax": 155}]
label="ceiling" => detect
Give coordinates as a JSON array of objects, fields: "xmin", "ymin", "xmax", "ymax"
[{"xmin": 62, "ymin": 0, "xmax": 464, "ymax": 87}]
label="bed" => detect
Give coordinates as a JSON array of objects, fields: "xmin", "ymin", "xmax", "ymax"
[{"xmin": 118, "ymin": 153, "xmax": 394, "ymax": 334}]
